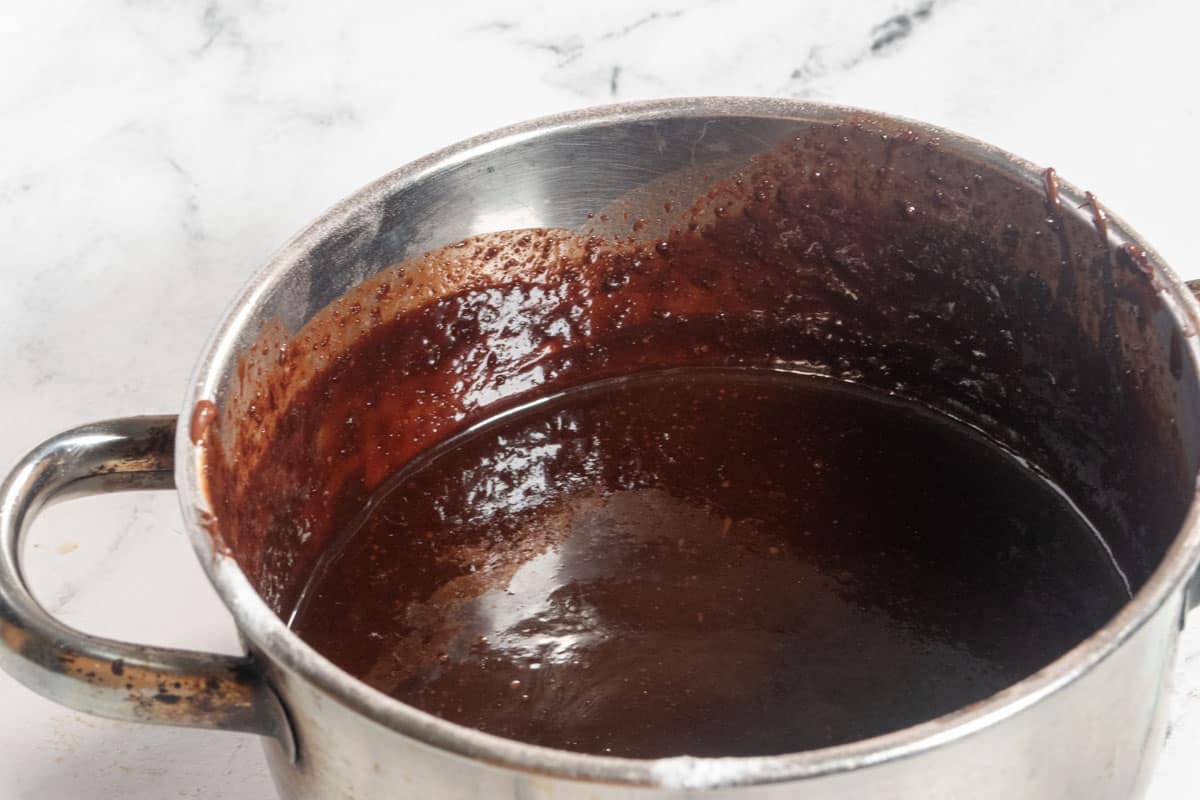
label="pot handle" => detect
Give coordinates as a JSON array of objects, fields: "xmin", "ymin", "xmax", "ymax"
[{"xmin": 0, "ymin": 415, "xmax": 294, "ymax": 759}]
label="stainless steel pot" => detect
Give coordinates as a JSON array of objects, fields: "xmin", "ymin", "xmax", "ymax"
[{"xmin": 3, "ymin": 98, "xmax": 1200, "ymax": 799}]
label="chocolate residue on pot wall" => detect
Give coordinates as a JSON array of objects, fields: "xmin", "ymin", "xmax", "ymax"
[
  {"xmin": 1043, "ymin": 166, "xmax": 1061, "ymax": 214},
  {"xmin": 199, "ymin": 118, "xmax": 1196, "ymax": 623},
  {"xmin": 1120, "ymin": 242, "xmax": 1156, "ymax": 281},
  {"xmin": 1084, "ymin": 191, "xmax": 1109, "ymax": 245},
  {"xmin": 189, "ymin": 400, "xmax": 217, "ymax": 446}
]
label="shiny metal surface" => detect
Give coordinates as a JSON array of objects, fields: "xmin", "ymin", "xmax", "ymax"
[
  {"xmin": 1186, "ymin": 277, "xmax": 1200, "ymax": 614},
  {"xmin": 2, "ymin": 98, "xmax": 1200, "ymax": 798},
  {"xmin": 0, "ymin": 416, "xmax": 294, "ymax": 758}
]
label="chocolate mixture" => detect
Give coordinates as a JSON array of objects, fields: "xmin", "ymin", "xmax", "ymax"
[
  {"xmin": 291, "ymin": 368, "xmax": 1127, "ymax": 756},
  {"xmin": 200, "ymin": 119, "xmax": 1195, "ymax": 758}
]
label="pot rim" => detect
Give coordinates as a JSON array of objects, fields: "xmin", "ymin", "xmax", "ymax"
[{"xmin": 177, "ymin": 96, "xmax": 1200, "ymax": 789}]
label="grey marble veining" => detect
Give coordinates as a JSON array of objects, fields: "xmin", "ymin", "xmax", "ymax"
[{"xmin": 0, "ymin": 1, "xmax": 1196, "ymax": 797}]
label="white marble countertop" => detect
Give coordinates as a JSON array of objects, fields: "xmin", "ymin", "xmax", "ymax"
[{"xmin": 1, "ymin": 1, "xmax": 1198, "ymax": 797}]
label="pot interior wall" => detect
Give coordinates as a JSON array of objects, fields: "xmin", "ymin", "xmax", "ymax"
[{"xmin": 199, "ymin": 111, "xmax": 1200, "ymax": 627}]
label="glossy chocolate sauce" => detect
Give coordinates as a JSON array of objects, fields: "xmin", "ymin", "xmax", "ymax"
[
  {"xmin": 202, "ymin": 121, "xmax": 1193, "ymax": 761},
  {"xmin": 290, "ymin": 368, "xmax": 1129, "ymax": 758}
]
